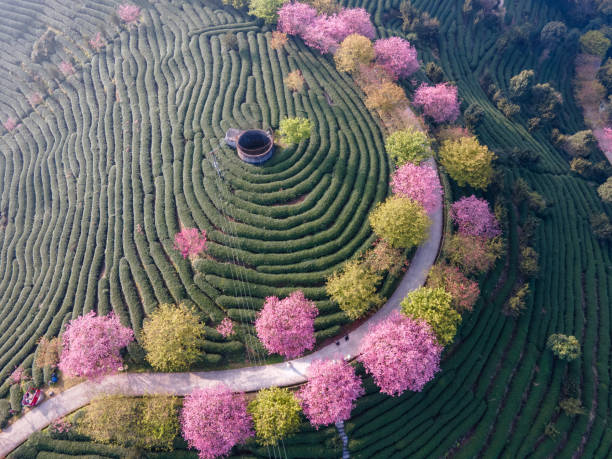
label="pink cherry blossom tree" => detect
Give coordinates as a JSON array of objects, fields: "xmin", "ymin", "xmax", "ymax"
[
  {"xmin": 413, "ymin": 83, "xmax": 460, "ymax": 123},
  {"xmin": 301, "ymin": 15, "xmax": 342, "ymax": 53},
  {"xmin": 297, "ymin": 359, "xmax": 364, "ymax": 428},
  {"xmin": 390, "ymin": 162, "xmax": 442, "ymax": 214},
  {"xmin": 278, "ymin": 2, "xmax": 317, "ymax": 36},
  {"xmin": 450, "ymin": 195, "xmax": 501, "ymax": 239},
  {"xmin": 28, "ymin": 92, "xmax": 43, "ymax": 107},
  {"xmin": 357, "ymin": 311, "xmax": 441, "ymax": 396},
  {"xmin": 216, "ymin": 317, "xmax": 235, "ymax": 338},
  {"xmin": 255, "ymin": 290, "xmax": 318, "ymax": 359},
  {"xmin": 181, "ymin": 385, "xmax": 253, "ymax": 459},
  {"xmin": 9, "ymin": 367, "xmax": 25, "ymax": 384},
  {"xmin": 58, "ymin": 311, "xmax": 134, "ymax": 379},
  {"xmin": 374, "ymin": 37, "xmax": 419, "ymax": 80},
  {"xmin": 3, "ymin": 117, "xmax": 17, "ymax": 132},
  {"xmin": 335, "ymin": 8, "xmax": 375, "ymax": 40},
  {"xmin": 117, "ymin": 4, "xmax": 141, "ymax": 24},
  {"xmin": 59, "ymin": 61, "xmax": 75, "ymax": 76},
  {"xmin": 173, "ymin": 228, "xmax": 208, "ymax": 259},
  {"xmin": 89, "ymin": 32, "xmax": 105, "ymax": 52}
]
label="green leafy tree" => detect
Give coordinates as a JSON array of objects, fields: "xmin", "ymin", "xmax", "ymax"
[
  {"xmin": 326, "ymin": 260, "xmax": 384, "ymax": 319},
  {"xmin": 580, "ymin": 30, "xmax": 611, "ymax": 57},
  {"xmin": 505, "ymin": 283, "xmax": 530, "ymax": 317},
  {"xmin": 400, "ymin": 287, "xmax": 460, "ymax": 346},
  {"xmin": 509, "ymin": 69, "xmax": 534, "ymax": 100},
  {"xmin": 562, "ymin": 130, "xmax": 599, "ymax": 157},
  {"xmin": 519, "ymin": 246, "xmax": 539, "ymax": 277},
  {"xmin": 597, "ymin": 177, "xmax": 612, "ymax": 202},
  {"xmin": 384, "ymin": 128, "xmax": 431, "ymax": 166},
  {"xmin": 590, "ymin": 213, "xmax": 612, "ymax": 240},
  {"xmin": 141, "ymin": 303, "xmax": 206, "ymax": 372},
  {"xmin": 369, "ymin": 196, "xmax": 431, "ymax": 249},
  {"xmin": 248, "ymin": 388, "xmax": 301, "ymax": 446},
  {"xmin": 248, "ymin": 0, "xmax": 287, "ymax": 23},
  {"xmin": 540, "ymin": 21, "xmax": 567, "ymax": 46},
  {"xmin": 78, "ymin": 395, "xmax": 180, "ymax": 451},
  {"xmin": 334, "ymin": 34, "xmax": 375, "ymax": 73},
  {"xmin": 439, "ymin": 136, "xmax": 496, "ymax": 189},
  {"xmin": 464, "ymin": 103, "xmax": 484, "ymax": 129},
  {"xmin": 278, "ymin": 117, "xmax": 312, "ymax": 144},
  {"xmin": 547, "ymin": 334, "xmax": 580, "ymax": 361},
  {"xmin": 425, "ymin": 62, "xmax": 444, "ymax": 83},
  {"xmin": 596, "ymin": 58, "xmax": 612, "ymax": 95},
  {"xmin": 559, "ymin": 398, "xmax": 586, "ymax": 417}
]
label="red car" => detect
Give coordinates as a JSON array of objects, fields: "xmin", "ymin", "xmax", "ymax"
[{"xmin": 22, "ymin": 388, "xmax": 44, "ymax": 407}]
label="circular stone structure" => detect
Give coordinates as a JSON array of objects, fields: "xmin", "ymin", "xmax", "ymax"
[{"xmin": 236, "ymin": 129, "xmax": 274, "ymax": 164}]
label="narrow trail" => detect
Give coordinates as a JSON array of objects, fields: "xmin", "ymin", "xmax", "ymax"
[{"xmin": 0, "ymin": 164, "xmax": 443, "ymax": 457}]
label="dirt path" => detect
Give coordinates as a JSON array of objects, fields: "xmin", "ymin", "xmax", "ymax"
[{"xmin": 0, "ymin": 170, "xmax": 443, "ymax": 457}]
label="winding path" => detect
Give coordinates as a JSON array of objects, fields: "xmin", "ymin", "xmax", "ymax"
[{"xmin": 0, "ymin": 168, "xmax": 442, "ymax": 457}]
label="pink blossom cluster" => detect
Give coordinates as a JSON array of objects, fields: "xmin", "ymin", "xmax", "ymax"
[
  {"xmin": 255, "ymin": 290, "xmax": 318, "ymax": 359},
  {"xmin": 595, "ymin": 126, "xmax": 612, "ymax": 154},
  {"xmin": 277, "ymin": 3, "xmax": 374, "ymax": 54},
  {"xmin": 216, "ymin": 317, "xmax": 235, "ymax": 338},
  {"xmin": 3, "ymin": 117, "xmax": 17, "ymax": 132},
  {"xmin": 450, "ymin": 195, "xmax": 501, "ymax": 239},
  {"xmin": 297, "ymin": 359, "xmax": 364, "ymax": 428},
  {"xmin": 413, "ymin": 83, "xmax": 460, "ymax": 123},
  {"xmin": 28, "ymin": 92, "xmax": 43, "ymax": 107},
  {"xmin": 59, "ymin": 61, "xmax": 75, "ymax": 76},
  {"xmin": 390, "ymin": 162, "xmax": 442, "ymax": 215},
  {"xmin": 9, "ymin": 367, "xmax": 25, "ymax": 384},
  {"xmin": 174, "ymin": 228, "xmax": 208, "ymax": 259},
  {"xmin": 358, "ymin": 311, "xmax": 441, "ymax": 396},
  {"xmin": 50, "ymin": 417, "xmax": 73, "ymax": 434},
  {"xmin": 374, "ymin": 37, "xmax": 419, "ymax": 80},
  {"xmin": 181, "ymin": 385, "xmax": 253, "ymax": 459},
  {"xmin": 117, "ymin": 4, "xmax": 141, "ymax": 24},
  {"xmin": 58, "ymin": 311, "xmax": 134, "ymax": 379},
  {"xmin": 89, "ymin": 32, "xmax": 105, "ymax": 52},
  {"xmin": 277, "ymin": 2, "xmax": 317, "ymax": 36}
]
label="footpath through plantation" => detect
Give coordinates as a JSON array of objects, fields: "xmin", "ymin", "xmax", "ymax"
[{"xmin": 0, "ymin": 198, "xmax": 441, "ymax": 457}]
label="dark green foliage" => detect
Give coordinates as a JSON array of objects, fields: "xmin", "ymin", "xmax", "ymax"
[
  {"xmin": 0, "ymin": 399, "xmax": 11, "ymax": 428},
  {"xmin": 425, "ymin": 62, "xmax": 444, "ymax": 83},
  {"xmin": 9, "ymin": 385, "xmax": 22, "ymax": 414},
  {"xmin": 590, "ymin": 213, "xmax": 612, "ymax": 240}
]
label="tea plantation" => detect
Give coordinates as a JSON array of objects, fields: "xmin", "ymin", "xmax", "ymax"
[
  {"xmin": 0, "ymin": 0, "xmax": 394, "ymax": 395},
  {"xmin": 4, "ymin": 0, "xmax": 612, "ymax": 457}
]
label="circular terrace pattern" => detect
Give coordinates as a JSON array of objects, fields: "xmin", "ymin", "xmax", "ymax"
[{"xmin": 0, "ymin": 0, "xmax": 390, "ymax": 389}]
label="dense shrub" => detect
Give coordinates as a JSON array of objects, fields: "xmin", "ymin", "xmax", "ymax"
[
  {"xmin": 278, "ymin": 117, "xmax": 312, "ymax": 144},
  {"xmin": 547, "ymin": 334, "xmax": 581, "ymax": 361},
  {"xmin": 369, "ymin": 196, "xmax": 431, "ymax": 248},
  {"xmin": 598, "ymin": 177, "xmax": 612, "ymax": 202},
  {"xmin": 141, "ymin": 303, "xmax": 206, "ymax": 371},
  {"xmin": 334, "ymin": 34, "xmax": 375, "ymax": 73},
  {"xmin": 248, "ymin": 0, "xmax": 287, "ymax": 23},
  {"xmin": 439, "ymin": 136, "xmax": 496, "ymax": 189},
  {"xmin": 79, "ymin": 395, "xmax": 180, "ymax": 451},
  {"xmin": 427, "ymin": 264, "xmax": 480, "ymax": 312},
  {"xmin": 445, "ymin": 234, "xmax": 502, "ymax": 275},
  {"xmin": 579, "ymin": 30, "xmax": 611, "ymax": 57},
  {"xmin": 384, "ymin": 128, "xmax": 430, "ymax": 166},
  {"xmin": 326, "ymin": 260, "xmax": 383, "ymax": 319},
  {"xmin": 400, "ymin": 287, "xmax": 460, "ymax": 346},
  {"xmin": 0, "ymin": 399, "xmax": 11, "ymax": 428},
  {"xmin": 248, "ymin": 388, "xmax": 302, "ymax": 446}
]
